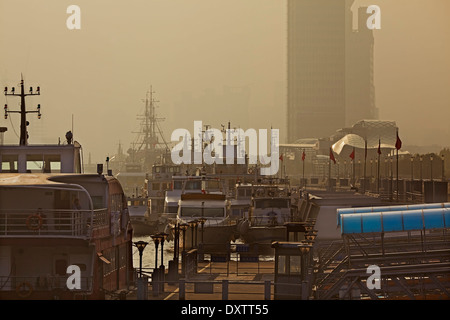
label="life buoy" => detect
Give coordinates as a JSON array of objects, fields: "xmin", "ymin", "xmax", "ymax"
[
  {"xmin": 248, "ymin": 168, "xmax": 254, "ymax": 174},
  {"xmin": 26, "ymin": 214, "xmax": 43, "ymax": 230},
  {"xmin": 16, "ymin": 281, "xmax": 33, "ymax": 298}
]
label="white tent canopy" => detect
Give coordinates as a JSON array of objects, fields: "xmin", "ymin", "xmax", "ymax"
[{"xmin": 331, "ymin": 120, "xmax": 402, "ymax": 156}]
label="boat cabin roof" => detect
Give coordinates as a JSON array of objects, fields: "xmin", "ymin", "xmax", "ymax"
[{"xmin": 0, "ymin": 142, "xmax": 82, "ymax": 174}]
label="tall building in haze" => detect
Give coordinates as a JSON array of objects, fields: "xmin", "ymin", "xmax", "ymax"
[{"xmin": 287, "ymin": 0, "xmax": 377, "ymax": 142}]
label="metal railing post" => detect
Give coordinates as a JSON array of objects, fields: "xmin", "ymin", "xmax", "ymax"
[
  {"xmin": 179, "ymin": 279, "xmax": 185, "ymax": 300},
  {"xmin": 264, "ymin": 280, "xmax": 271, "ymax": 300},
  {"xmin": 222, "ymin": 280, "xmax": 228, "ymax": 300}
]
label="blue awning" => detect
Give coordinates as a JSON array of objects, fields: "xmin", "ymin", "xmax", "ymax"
[
  {"xmin": 337, "ymin": 202, "xmax": 450, "ymax": 226},
  {"xmin": 340, "ymin": 208, "xmax": 450, "ymax": 234}
]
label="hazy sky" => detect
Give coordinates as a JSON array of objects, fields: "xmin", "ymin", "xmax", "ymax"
[{"xmin": 1, "ymin": 0, "xmax": 449, "ymax": 163}]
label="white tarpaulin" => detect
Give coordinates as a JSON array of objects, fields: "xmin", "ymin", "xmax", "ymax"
[{"xmin": 332, "ymin": 120, "xmax": 399, "ymax": 155}]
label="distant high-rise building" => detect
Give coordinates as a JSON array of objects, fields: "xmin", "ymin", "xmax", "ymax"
[
  {"xmin": 345, "ymin": 6, "xmax": 378, "ymax": 126},
  {"xmin": 287, "ymin": 0, "xmax": 377, "ymax": 142}
]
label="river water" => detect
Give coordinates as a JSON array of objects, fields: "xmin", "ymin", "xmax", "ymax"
[
  {"xmin": 131, "ymin": 235, "xmax": 275, "ymax": 274},
  {"xmin": 132, "ymin": 235, "xmax": 176, "ymax": 274}
]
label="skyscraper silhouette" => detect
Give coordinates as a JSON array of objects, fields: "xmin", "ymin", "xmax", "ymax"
[{"xmin": 287, "ymin": 0, "xmax": 377, "ymax": 142}]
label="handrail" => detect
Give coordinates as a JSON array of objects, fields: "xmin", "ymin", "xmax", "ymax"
[{"xmin": 0, "ymin": 208, "xmax": 108, "ymax": 237}]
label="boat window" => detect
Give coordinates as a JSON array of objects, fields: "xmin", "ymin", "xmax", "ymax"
[
  {"xmin": 173, "ymin": 181, "xmax": 183, "ymax": 190},
  {"xmin": 26, "ymin": 154, "xmax": 61, "ymax": 173},
  {"xmin": 231, "ymin": 208, "xmax": 242, "ymax": 217},
  {"xmin": 91, "ymin": 196, "xmax": 104, "ymax": 209},
  {"xmin": 255, "ymin": 199, "xmax": 289, "ymax": 209},
  {"xmin": 181, "ymin": 207, "xmax": 224, "ymax": 218},
  {"xmin": 185, "ymin": 181, "xmax": 201, "ymax": 190},
  {"xmin": 1, "ymin": 154, "xmax": 18, "ymax": 172}
]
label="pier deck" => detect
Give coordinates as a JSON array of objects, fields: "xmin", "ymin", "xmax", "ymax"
[{"xmin": 123, "ymin": 259, "xmax": 276, "ymax": 300}]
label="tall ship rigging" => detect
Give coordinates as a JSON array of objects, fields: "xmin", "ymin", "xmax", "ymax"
[{"xmin": 111, "ymin": 88, "xmax": 173, "ymax": 235}]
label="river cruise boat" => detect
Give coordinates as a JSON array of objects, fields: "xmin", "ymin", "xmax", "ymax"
[{"xmin": 0, "ymin": 78, "xmax": 134, "ymax": 299}]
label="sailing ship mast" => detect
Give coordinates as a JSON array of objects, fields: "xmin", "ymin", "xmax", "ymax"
[{"xmin": 131, "ymin": 86, "xmax": 169, "ymax": 171}]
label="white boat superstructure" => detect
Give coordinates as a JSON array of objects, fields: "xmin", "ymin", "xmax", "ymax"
[
  {"xmin": 237, "ymin": 182, "xmax": 296, "ymax": 247},
  {"xmin": 176, "ymin": 193, "xmax": 236, "ymax": 250}
]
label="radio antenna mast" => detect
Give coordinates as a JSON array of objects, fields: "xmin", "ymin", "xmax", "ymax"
[{"xmin": 4, "ymin": 74, "xmax": 42, "ymax": 145}]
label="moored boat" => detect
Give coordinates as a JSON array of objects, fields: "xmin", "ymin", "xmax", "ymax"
[
  {"xmin": 174, "ymin": 193, "xmax": 237, "ymax": 252},
  {"xmin": 128, "ymin": 195, "xmax": 154, "ymax": 236},
  {"xmin": 0, "ymin": 173, "xmax": 134, "ymax": 300},
  {"xmin": 0, "ymin": 77, "xmax": 134, "ymax": 299},
  {"xmin": 237, "ymin": 179, "xmax": 298, "ymax": 250}
]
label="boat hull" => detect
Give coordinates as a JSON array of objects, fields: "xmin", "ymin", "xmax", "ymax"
[
  {"xmin": 239, "ymin": 226, "xmax": 286, "ymax": 244},
  {"xmin": 131, "ymin": 218, "xmax": 156, "ymax": 236},
  {"xmin": 176, "ymin": 224, "xmax": 237, "ymax": 252}
]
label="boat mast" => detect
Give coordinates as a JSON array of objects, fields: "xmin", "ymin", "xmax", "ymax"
[{"xmin": 4, "ymin": 75, "xmax": 41, "ymax": 145}]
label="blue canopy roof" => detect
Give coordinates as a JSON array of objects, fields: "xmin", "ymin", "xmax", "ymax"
[
  {"xmin": 340, "ymin": 208, "xmax": 450, "ymax": 234},
  {"xmin": 336, "ymin": 202, "xmax": 450, "ymax": 226}
]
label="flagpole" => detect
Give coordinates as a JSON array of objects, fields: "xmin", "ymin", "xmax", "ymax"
[
  {"xmin": 302, "ymin": 149, "xmax": 305, "ymax": 189},
  {"xmin": 364, "ymin": 139, "xmax": 367, "ymax": 194},
  {"xmin": 395, "ymin": 129, "xmax": 402, "ymax": 202},
  {"xmin": 329, "ymin": 157, "xmax": 331, "ymax": 191},
  {"xmin": 353, "ymin": 148, "xmax": 356, "ymax": 187},
  {"xmin": 377, "ymin": 152, "xmax": 381, "ymax": 194},
  {"xmin": 396, "ymin": 131, "xmax": 399, "ymax": 201},
  {"xmin": 377, "ymin": 139, "xmax": 381, "ymax": 194}
]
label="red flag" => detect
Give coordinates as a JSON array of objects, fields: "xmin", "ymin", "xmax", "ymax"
[
  {"xmin": 349, "ymin": 148, "xmax": 355, "ymax": 160},
  {"xmin": 395, "ymin": 131, "xmax": 402, "ymax": 150},
  {"xmin": 378, "ymin": 139, "xmax": 382, "ymax": 155},
  {"xmin": 329, "ymin": 148, "xmax": 336, "ymax": 164},
  {"xmin": 279, "ymin": 154, "xmax": 283, "ymax": 161},
  {"xmin": 302, "ymin": 150, "xmax": 306, "ymax": 161}
]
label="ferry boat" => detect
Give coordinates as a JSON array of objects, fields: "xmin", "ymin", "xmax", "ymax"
[
  {"xmin": 127, "ymin": 195, "xmax": 153, "ymax": 236},
  {"xmin": 230, "ymin": 182, "xmax": 253, "ymax": 221},
  {"xmin": 145, "ymin": 162, "xmax": 183, "ymax": 233},
  {"xmin": 176, "ymin": 193, "xmax": 237, "ymax": 251},
  {"xmin": 0, "ymin": 173, "xmax": 134, "ymax": 300},
  {"xmin": 0, "ymin": 78, "xmax": 134, "ymax": 299},
  {"xmin": 237, "ymin": 178, "xmax": 298, "ymax": 248}
]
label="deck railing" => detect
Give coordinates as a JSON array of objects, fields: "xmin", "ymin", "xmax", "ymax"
[{"xmin": 0, "ymin": 208, "xmax": 108, "ymax": 237}]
